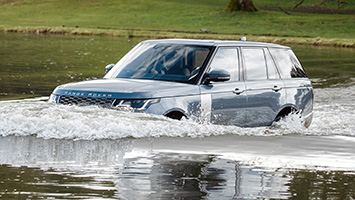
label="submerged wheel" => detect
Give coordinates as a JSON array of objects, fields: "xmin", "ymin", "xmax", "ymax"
[
  {"xmin": 165, "ymin": 111, "xmax": 186, "ymax": 120},
  {"xmin": 274, "ymin": 107, "xmax": 297, "ymax": 122}
]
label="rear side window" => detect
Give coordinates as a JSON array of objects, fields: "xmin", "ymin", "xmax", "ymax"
[
  {"xmin": 242, "ymin": 48, "xmax": 267, "ymax": 80},
  {"xmin": 264, "ymin": 49, "xmax": 280, "ymax": 79},
  {"xmin": 270, "ymin": 49, "xmax": 307, "ymax": 78}
]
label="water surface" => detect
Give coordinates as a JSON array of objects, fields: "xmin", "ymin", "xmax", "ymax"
[
  {"xmin": 1, "ymin": 32, "xmax": 354, "ymax": 100},
  {"xmin": 0, "ymin": 32, "xmax": 354, "ymax": 199}
]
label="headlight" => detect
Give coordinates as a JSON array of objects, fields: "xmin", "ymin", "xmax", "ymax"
[
  {"xmin": 48, "ymin": 94, "xmax": 58, "ymax": 103},
  {"xmin": 113, "ymin": 99, "xmax": 160, "ymax": 111}
]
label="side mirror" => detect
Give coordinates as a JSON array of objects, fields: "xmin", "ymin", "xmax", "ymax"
[
  {"xmin": 105, "ymin": 64, "xmax": 115, "ymax": 74},
  {"xmin": 205, "ymin": 69, "xmax": 230, "ymax": 84}
]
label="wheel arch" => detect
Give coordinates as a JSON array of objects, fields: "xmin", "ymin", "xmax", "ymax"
[
  {"xmin": 274, "ymin": 105, "xmax": 299, "ymax": 122},
  {"xmin": 163, "ymin": 108, "xmax": 188, "ymax": 120}
]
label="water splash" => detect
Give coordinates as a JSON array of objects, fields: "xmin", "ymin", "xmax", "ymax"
[
  {"xmin": 0, "ymin": 85, "xmax": 354, "ymax": 140},
  {"xmin": 0, "ymin": 98, "xmax": 267, "ymax": 140},
  {"xmin": 306, "ymin": 85, "xmax": 355, "ymax": 136}
]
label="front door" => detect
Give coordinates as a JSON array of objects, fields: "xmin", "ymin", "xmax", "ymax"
[{"xmin": 200, "ymin": 47, "xmax": 247, "ymax": 126}]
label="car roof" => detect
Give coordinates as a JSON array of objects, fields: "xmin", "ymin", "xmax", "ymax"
[{"xmin": 142, "ymin": 39, "xmax": 289, "ymax": 48}]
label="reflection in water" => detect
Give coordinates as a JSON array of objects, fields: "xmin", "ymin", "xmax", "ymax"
[
  {"xmin": 0, "ymin": 136, "xmax": 132, "ymax": 199},
  {"xmin": 0, "ymin": 136, "xmax": 133, "ymax": 168},
  {"xmin": 0, "ymin": 136, "xmax": 354, "ymax": 199},
  {"xmin": 0, "ymin": 165, "xmax": 117, "ymax": 199},
  {"xmin": 286, "ymin": 170, "xmax": 355, "ymax": 200}
]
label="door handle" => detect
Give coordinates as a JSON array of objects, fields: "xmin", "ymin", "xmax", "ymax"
[
  {"xmin": 233, "ymin": 88, "xmax": 244, "ymax": 95},
  {"xmin": 272, "ymin": 86, "xmax": 282, "ymax": 92}
]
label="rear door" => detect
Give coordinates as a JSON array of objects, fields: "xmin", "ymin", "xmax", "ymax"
[{"xmin": 241, "ymin": 47, "xmax": 286, "ymax": 126}]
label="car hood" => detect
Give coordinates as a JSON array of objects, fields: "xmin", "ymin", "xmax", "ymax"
[{"xmin": 53, "ymin": 78, "xmax": 200, "ymax": 99}]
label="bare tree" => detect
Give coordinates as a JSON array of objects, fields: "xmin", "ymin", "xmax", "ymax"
[
  {"xmin": 278, "ymin": 0, "xmax": 306, "ymax": 15},
  {"xmin": 225, "ymin": 0, "xmax": 258, "ymax": 12}
]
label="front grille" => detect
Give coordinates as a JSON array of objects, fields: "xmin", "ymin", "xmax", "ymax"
[{"xmin": 58, "ymin": 95, "xmax": 114, "ymax": 107}]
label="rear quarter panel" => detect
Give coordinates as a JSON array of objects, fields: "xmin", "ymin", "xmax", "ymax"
[{"xmin": 283, "ymin": 78, "xmax": 313, "ymax": 119}]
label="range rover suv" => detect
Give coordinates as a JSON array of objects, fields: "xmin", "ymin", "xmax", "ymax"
[{"xmin": 49, "ymin": 39, "xmax": 313, "ymax": 127}]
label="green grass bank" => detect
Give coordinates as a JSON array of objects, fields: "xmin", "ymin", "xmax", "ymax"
[{"xmin": 1, "ymin": 0, "xmax": 354, "ymax": 47}]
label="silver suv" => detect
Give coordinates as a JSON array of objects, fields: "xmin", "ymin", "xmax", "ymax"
[{"xmin": 49, "ymin": 39, "xmax": 313, "ymax": 127}]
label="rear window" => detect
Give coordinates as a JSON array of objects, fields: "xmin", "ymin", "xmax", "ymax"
[{"xmin": 269, "ymin": 49, "xmax": 307, "ymax": 78}]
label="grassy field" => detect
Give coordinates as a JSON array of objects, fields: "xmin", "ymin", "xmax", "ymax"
[{"xmin": 0, "ymin": 0, "xmax": 354, "ymax": 47}]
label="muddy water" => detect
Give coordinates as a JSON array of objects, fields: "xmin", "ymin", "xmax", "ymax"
[{"xmin": 0, "ymin": 32, "xmax": 354, "ymax": 199}]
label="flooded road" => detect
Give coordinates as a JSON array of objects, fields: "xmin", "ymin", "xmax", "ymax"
[{"xmin": 0, "ymin": 32, "xmax": 354, "ymax": 199}]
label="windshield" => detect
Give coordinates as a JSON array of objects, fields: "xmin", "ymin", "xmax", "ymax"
[{"xmin": 104, "ymin": 42, "xmax": 212, "ymax": 84}]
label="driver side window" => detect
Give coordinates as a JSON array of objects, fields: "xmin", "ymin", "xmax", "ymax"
[{"xmin": 209, "ymin": 48, "xmax": 239, "ymax": 82}]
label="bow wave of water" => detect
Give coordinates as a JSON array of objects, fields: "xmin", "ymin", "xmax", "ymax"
[{"xmin": 0, "ymin": 85, "xmax": 354, "ymax": 140}]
